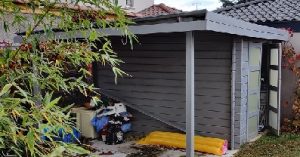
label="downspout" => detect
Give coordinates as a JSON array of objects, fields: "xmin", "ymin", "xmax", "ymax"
[{"xmin": 231, "ymin": 40, "xmax": 236, "ymax": 150}]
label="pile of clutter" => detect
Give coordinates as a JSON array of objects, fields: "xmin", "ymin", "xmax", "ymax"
[{"xmin": 89, "ymin": 96, "xmax": 133, "ymax": 145}]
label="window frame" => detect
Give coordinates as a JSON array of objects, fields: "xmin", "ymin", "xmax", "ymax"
[{"xmin": 126, "ymin": 0, "xmax": 134, "ymax": 7}]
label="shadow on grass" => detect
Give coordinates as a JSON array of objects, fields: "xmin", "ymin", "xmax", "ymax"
[{"xmin": 235, "ymin": 133, "xmax": 300, "ymax": 157}]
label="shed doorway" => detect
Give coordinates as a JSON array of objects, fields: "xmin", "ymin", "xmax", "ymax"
[
  {"xmin": 255, "ymin": 43, "xmax": 282, "ymax": 140},
  {"xmin": 248, "ymin": 42, "xmax": 263, "ymax": 140}
]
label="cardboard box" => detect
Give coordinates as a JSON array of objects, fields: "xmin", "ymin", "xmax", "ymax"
[{"xmin": 71, "ymin": 107, "xmax": 98, "ymax": 139}]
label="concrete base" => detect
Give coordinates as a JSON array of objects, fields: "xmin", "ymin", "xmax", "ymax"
[{"xmin": 90, "ymin": 140, "xmax": 239, "ymax": 157}]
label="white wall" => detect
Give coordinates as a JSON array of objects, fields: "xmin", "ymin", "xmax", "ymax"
[
  {"xmin": 281, "ymin": 33, "xmax": 300, "ymax": 120},
  {"xmin": 118, "ymin": 0, "xmax": 154, "ymax": 12},
  {"xmin": 288, "ymin": 33, "xmax": 300, "ymax": 67},
  {"xmin": 289, "ymin": 33, "xmax": 300, "ymax": 53}
]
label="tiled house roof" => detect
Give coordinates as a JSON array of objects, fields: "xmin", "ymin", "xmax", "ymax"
[
  {"xmin": 138, "ymin": 3, "xmax": 182, "ymax": 17},
  {"xmin": 215, "ymin": 0, "xmax": 300, "ymax": 23}
]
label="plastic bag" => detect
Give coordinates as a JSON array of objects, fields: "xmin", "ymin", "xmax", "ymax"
[
  {"xmin": 121, "ymin": 123, "xmax": 132, "ymax": 133},
  {"xmin": 91, "ymin": 116, "xmax": 109, "ymax": 133}
]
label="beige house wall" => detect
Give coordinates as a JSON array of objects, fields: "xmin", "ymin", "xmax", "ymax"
[{"xmin": 281, "ymin": 33, "xmax": 300, "ymax": 120}]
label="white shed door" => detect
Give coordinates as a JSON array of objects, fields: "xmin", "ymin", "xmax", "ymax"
[
  {"xmin": 268, "ymin": 44, "xmax": 281, "ymax": 136},
  {"xmin": 248, "ymin": 42, "xmax": 262, "ymax": 140}
]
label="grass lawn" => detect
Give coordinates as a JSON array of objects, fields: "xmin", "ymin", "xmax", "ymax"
[{"xmin": 235, "ymin": 133, "xmax": 300, "ymax": 157}]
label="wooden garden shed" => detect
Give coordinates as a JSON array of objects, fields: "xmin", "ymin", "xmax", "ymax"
[
  {"xmin": 15, "ymin": 9, "xmax": 289, "ymax": 155},
  {"xmin": 91, "ymin": 10, "xmax": 289, "ymax": 152}
]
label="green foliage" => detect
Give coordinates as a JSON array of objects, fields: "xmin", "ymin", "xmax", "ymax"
[
  {"xmin": 281, "ymin": 41, "xmax": 300, "ymax": 133},
  {"xmin": 235, "ymin": 133, "xmax": 300, "ymax": 157},
  {"xmin": 0, "ymin": 0, "xmax": 135, "ymax": 156}
]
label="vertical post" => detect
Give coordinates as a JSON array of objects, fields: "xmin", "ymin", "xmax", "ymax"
[
  {"xmin": 186, "ymin": 31, "xmax": 195, "ymax": 157},
  {"xmin": 278, "ymin": 43, "xmax": 282, "ymax": 136},
  {"xmin": 231, "ymin": 40, "xmax": 237, "ymax": 150}
]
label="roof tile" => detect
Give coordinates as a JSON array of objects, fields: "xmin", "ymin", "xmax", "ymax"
[
  {"xmin": 138, "ymin": 3, "xmax": 182, "ymax": 17},
  {"xmin": 215, "ymin": 0, "xmax": 300, "ymax": 22}
]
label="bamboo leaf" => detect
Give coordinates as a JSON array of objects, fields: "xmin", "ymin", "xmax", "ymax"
[
  {"xmin": 3, "ymin": 21, "xmax": 9, "ymax": 32},
  {"xmin": 45, "ymin": 97, "xmax": 60, "ymax": 109},
  {"xmin": 64, "ymin": 144, "xmax": 90, "ymax": 155},
  {"xmin": 89, "ymin": 30, "xmax": 98, "ymax": 42},
  {"xmin": 26, "ymin": 130, "xmax": 35, "ymax": 156},
  {"xmin": 0, "ymin": 83, "xmax": 12, "ymax": 97},
  {"xmin": 13, "ymin": 83, "xmax": 28, "ymax": 99},
  {"xmin": 46, "ymin": 146, "xmax": 65, "ymax": 157}
]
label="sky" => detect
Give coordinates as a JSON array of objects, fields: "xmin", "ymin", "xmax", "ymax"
[{"xmin": 154, "ymin": 0, "xmax": 222, "ymax": 11}]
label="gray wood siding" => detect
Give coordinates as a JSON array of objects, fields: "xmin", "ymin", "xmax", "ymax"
[
  {"xmin": 1, "ymin": 14, "xmax": 43, "ymax": 46},
  {"xmin": 95, "ymin": 31, "xmax": 232, "ymax": 140},
  {"xmin": 127, "ymin": 107, "xmax": 180, "ymax": 136}
]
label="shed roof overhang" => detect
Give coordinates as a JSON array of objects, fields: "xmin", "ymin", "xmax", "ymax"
[
  {"xmin": 14, "ymin": 10, "xmax": 289, "ymax": 43},
  {"xmin": 109, "ymin": 10, "xmax": 289, "ymax": 41},
  {"xmin": 15, "ymin": 10, "xmax": 288, "ymax": 42}
]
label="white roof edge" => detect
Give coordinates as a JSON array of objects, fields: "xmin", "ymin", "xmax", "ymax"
[
  {"xmin": 105, "ymin": 20, "xmax": 207, "ymax": 36},
  {"xmin": 14, "ymin": 11, "xmax": 289, "ymax": 43},
  {"xmin": 205, "ymin": 12, "xmax": 289, "ymax": 41},
  {"xmin": 13, "ymin": 20, "xmax": 207, "ymax": 42}
]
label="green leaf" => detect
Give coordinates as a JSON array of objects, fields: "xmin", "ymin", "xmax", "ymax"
[
  {"xmin": 43, "ymin": 92, "xmax": 53, "ymax": 105},
  {"xmin": 45, "ymin": 97, "xmax": 61, "ymax": 109},
  {"xmin": 26, "ymin": 130, "xmax": 35, "ymax": 156},
  {"xmin": 3, "ymin": 21, "xmax": 9, "ymax": 32},
  {"xmin": 13, "ymin": 83, "xmax": 28, "ymax": 99},
  {"xmin": 89, "ymin": 30, "xmax": 98, "ymax": 42},
  {"xmin": 46, "ymin": 146, "xmax": 65, "ymax": 157},
  {"xmin": 91, "ymin": 96, "xmax": 101, "ymax": 107},
  {"xmin": 64, "ymin": 144, "xmax": 90, "ymax": 155},
  {"xmin": 0, "ymin": 58, "xmax": 5, "ymax": 65},
  {"xmin": 10, "ymin": 125, "xmax": 18, "ymax": 144},
  {"xmin": 0, "ymin": 83, "xmax": 12, "ymax": 97}
]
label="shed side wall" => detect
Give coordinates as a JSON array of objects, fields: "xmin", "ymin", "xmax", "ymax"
[
  {"xmin": 234, "ymin": 39, "xmax": 248, "ymax": 148},
  {"xmin": 95, "ymin": 31, "xmax": 232, "ymax": 141}
]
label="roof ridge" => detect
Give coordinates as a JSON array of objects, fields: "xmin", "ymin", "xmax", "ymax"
[
  {"xmin": 158, "ymin": 3, "xmax": 173, "ymax": 13},
  {"xmin": 137, "ymin": 3, "xmax": 161, "ymax": 14},
  {"xmin": 156, "ymin": 3, "xmax": 182, "ymax": 13},
  {"xmin": 214, "ymin": 0, "xmax": 273, "ymax": 12},
  {"xmin": 159, "ymin": 3, "xmax": 175, "ymax": 13},
  {"xmin": 137, "ymin": 3, "xmax": 182, "ymax": 17}
]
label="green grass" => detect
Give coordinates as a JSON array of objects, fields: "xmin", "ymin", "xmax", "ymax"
[{"xmin": 235, "ymin": 133, "xmax": 300, "ymax": 157}]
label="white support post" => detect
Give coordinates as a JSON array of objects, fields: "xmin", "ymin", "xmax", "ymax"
[
  {"xmin": 278, "ymin": 43, "xmax": 282, "ymax": 136},
  {"xmin": 186, "ymin": 31, "xmax": 195, "ymax": 157}
]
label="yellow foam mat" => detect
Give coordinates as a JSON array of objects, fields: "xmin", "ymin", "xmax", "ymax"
[{"xmin": 137, "ymin": 131, "xmax": 228, "ymax": 156}]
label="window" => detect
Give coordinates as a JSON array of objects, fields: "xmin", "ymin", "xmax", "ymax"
[
  {"xmin": 249, "ymin": 47, "xmax": 262, "ymax": 66},
  {"xmin": 113, "ymin": 0, "xmax": 118, "ymax": 5},
  {"xmin": 126, "ymin": 0, "xmax": 134, "ymax": 7}
]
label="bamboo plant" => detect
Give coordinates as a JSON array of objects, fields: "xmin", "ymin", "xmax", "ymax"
[{"xmin": 0, "ymin": 0, "xmax": 135, "ymax": 156}]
